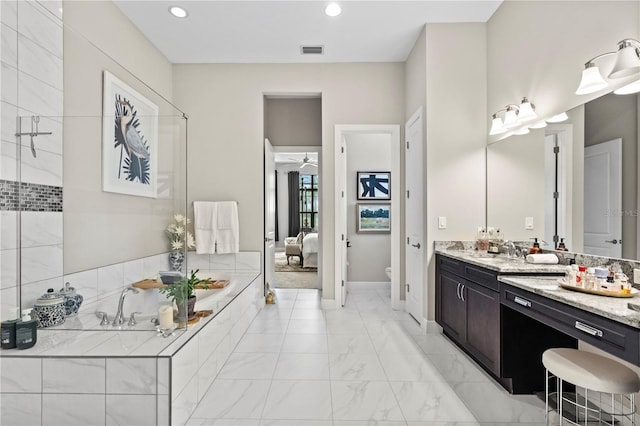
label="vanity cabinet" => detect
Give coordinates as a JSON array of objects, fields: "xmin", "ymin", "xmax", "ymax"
[{"xmin": 436, "ymin": 254, "xmax": 501, "ymax": 377}]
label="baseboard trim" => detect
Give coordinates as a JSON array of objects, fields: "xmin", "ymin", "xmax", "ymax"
[
  {"xmin": 426, "ymin": 320, "xmax": 441, "ymax": 334},
  {"xmin": 347, "ymin": 281, "xmax": 391, "ymax": 290}
]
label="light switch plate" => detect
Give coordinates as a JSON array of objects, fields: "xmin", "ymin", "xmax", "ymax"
[
  {"xmin": 525, "ymin": 217, "xmax": 534, "ymax": 230},
  {"xmin": 634, "ymin": 269, "xmax": 640, "ymax": 285},
  {"xmin": 438, "ymin": 216, "xmax": 447, "ymax": 229}
]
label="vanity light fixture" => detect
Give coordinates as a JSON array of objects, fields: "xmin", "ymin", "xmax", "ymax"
[
  {"xmin": 488, "ymin": 97, "xmax": 537, "ymax": 136},
  {"xmin": 325, "ymin": 3, "xmax": 342, "ymax": 17},
  {"xmin": 546, "ymin": 112, "xmax": 569, "ymax": 123},
  {"xmin": 514, "ymin": 127, "xmax": 530, "ymax": 136},
  {"xmin": 576, "ymin": 38, "xmax": 640, "ymax": 95},
  {"xmin": 169, "ymin": 5, "xmax": 188, "ymax": 18}
]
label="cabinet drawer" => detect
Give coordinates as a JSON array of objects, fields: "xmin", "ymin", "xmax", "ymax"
[
  {"xmin": 502, "ymin": 285, "xmax": 640, "ymax": 365},
  {"xmin": 464, "ymin": 264, "xmax": 499, "ymax": 292},
  {"xmin": 438, "ymin": 255, "xmax": 464, "ymax": 276}
]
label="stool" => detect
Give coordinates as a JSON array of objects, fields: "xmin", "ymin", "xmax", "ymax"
[{"xmin": 543, "ymin": 348, "xmax": 640, "ymax": 425}]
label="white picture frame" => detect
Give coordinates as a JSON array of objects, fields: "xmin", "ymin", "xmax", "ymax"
[{"xmin": 102, "ymin": 71, "xmax": 159, "ymax": 198}]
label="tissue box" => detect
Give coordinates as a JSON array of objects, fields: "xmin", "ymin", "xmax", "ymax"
[{"xmin": 159, "ymin": 271, "xmax": 184, "ymax": 284}]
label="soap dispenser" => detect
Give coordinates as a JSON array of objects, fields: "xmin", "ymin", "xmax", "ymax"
[
  {"xmin": 529, "ymin": 238, "xmax": 541, "ymax": 254},
  {"xmin": 557, "ymin": 238, "xmax": 568, "ymax": 251}
]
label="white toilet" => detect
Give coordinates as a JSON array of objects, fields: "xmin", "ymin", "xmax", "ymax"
[{"xmin": 385, "ymin": 266, "xmax": 392, "ymax": 280}]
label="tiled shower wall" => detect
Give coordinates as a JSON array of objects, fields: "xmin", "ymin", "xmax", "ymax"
[{"xmin": 1, "ymin": 1, "xmax": 64, "ymax": 320}]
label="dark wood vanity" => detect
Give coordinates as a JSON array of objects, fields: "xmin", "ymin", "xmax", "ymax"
[{"xmin": 436, "ymin": 252, "xmax": 640, "ymax": 394}]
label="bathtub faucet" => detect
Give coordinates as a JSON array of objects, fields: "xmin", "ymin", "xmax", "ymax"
[{"xmin": 113, "ymin": 286, "xmax": 140, "ymax": 326}]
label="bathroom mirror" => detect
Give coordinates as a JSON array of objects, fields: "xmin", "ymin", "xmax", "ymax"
[{"xmin": 487, "ymin": 92, "xmax": 640, "ymax": 260}]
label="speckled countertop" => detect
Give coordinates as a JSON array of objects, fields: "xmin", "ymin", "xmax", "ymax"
[
  {"xmin": 499, "ymin": 276, "xmax": 640, "ymax": 329},
  {"xmin": 436, "ymin": 249, "xmax": 568, "ymax": 274}
]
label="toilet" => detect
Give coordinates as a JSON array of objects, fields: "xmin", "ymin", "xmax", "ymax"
[{"xmin": 385, "ymin": 266, "xmax": 392, "ymax": 280}]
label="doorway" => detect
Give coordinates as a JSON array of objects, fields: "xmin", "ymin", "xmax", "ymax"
[{"xmin": 334, "ymin": 125, "xmax": 401, "ymax": 309}]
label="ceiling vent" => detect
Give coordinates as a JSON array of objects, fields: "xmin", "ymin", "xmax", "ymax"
[{"xmin": 300, "ymin": 45, "xmax": 324, "ymax": 55}]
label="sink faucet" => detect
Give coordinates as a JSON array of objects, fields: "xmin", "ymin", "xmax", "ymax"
[
  {"xmin": 113, "ymin": 286, "xmax": 139, "ymax": 326},
  {"xmin": 500, "ymin": 240, "xmax": 517, "ymax": 257}
]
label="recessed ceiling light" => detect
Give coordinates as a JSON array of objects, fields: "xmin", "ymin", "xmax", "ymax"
[
  {"xmin": 169, "ymin": 6, "xmax": 188, "ymax": 18},
  {"xmin": 325, "ymin": 3, "xmax": 341, "ymax": 17}
]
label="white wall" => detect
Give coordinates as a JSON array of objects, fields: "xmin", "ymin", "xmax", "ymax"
[
  {"xmin": 173, "ymin": 63, "xmax": 405, "ymax": 300},
  {"xmin": 275, "ymin": 162, "xmax": 318, "ymax": 245},
  {"xmin": 345, "ymin": 133, "xmax": 392, "ymax": 283},
  {"xmin": 425, "ymin": 23, "xmax": 488, "ymax": 321}
]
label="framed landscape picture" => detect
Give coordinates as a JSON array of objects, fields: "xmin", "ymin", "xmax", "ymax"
[
  {"xmin": 102, "ymin": 71, "xmax": 159, "ymax": 198},
  {"xmin": 357, "ymin": 171, "xmax": 390, "ymax": 200},
  {"xmin": 357, "ymin": 203, "xmax": 391, "ymax": 233}
]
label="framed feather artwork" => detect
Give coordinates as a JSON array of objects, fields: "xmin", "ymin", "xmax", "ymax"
[{"xmin": 102, "ymin": 71, "xmax": 159, "ymax": 198}]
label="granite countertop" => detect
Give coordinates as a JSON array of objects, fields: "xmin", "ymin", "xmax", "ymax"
[
  {"xmin": 0, "ymin": 272, "xmax": 260, "ymax": 358},
  {"xmin": 436, "ymin": 249, "xmax": 568, "ymax": 274},
  {"xmin": 499, "ymin": 276, "xmax": 640, "ymax": 329}
]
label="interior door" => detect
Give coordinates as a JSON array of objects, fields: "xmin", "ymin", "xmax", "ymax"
[
  {"xmin": 584, "ymin": 138, "xmax": 622, "ymax": 258},
  {"xmin": 339, "ymin": 137, "xmax": 348, "ymax": 306},
  {"xmin": 405, "ymin": 108, "xmax": 424, "ymax": 324},
  {"xmin": 264, "ymin": 138, "xmax": 276, "ymax": 291}
]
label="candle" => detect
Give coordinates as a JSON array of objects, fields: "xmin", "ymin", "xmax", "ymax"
[{"xmin": 158, "ymin": 305, "xmax": 173, "ymax": 329}]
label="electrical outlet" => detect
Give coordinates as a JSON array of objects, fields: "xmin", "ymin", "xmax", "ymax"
[
  {"xmin": 438, "ymin": 216, "xmax": 447, "ymax": 229},
  {"xmin": 634, "ymin": 269, "xmax": 640, "ymax": 285},
  {"xmin": 525, "ymin": 217, "xmax": 534, "ymax": 230}
]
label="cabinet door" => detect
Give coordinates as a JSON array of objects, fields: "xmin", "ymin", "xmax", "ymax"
[
  {"xmin": 438, "ymin": 271, "xmax": 466, "ymax": 342},
  {"xmin": 464, "ymin": 279, "xmax": 501, "ymax": 376}
]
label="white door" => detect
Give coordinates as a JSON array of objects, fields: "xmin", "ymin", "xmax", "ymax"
[
  {"xmin": 584, "ymin": 138, "xmax": 622, "ymax": 258},
  {"xmin": 339, "ymin": 138, "xmax": 348, "ymax": 306},
  {"xmin": 405, "ymin": 108, "xmax": 424, "ymax": 324},
  {"xmin": 264, "ymin": 138, "xmax": 276, "ymax": 291}
]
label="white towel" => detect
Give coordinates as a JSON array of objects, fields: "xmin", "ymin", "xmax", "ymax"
[
  {"xmin": 215, "ymin": 202, "xmax": 239, "ymax": 253},
  {"xmin": 193, "ymin": 201, "xmax": 239, "ymax": 254},
  {"xmin": 194, "ymin": 201, "xmax": 217, "ymax": 254},
  {"xmin": 526, "ymin": 253, "xmax": 559, "ymax": 264}
]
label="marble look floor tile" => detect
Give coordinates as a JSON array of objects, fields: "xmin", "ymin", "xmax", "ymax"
[
  {"xmin": 255, "ymin": 307, "xmax": 292, "ymax": 321},
  {"xmin": 426, "ymin": 352, "xmax": 492, "ymax": 383},
  {"xmin": 329, "ymin": 352, "xmax": 387, "ymax": 380},
  {"xmin": 218, "ymin": 353, "xmax": 279, "ymax": 380},
  {"xmin": 294, "ymin": 299, "xmax": 322, "ymax": 309},
  {"xmin": 451, "ymin": 382, "xmax": 545, "ymax": 424},
  {"xmin": 286, "ymin": 319, "xmax": 326, "ymax": 334},
  {"xmin": 187, "ymin": 419, "xmax": 260, "ymax": 426},
  {"xmin": 290, "ymin": 309, "xmax": 326, "ymax": 320},
  {"xmin": 334, "ymin": 422, "xmax": 408, "ymax": 426},
  {"xmin": 281, "ymin": 333, "xmax": 328, "ymax": 353},
  {"xmin": 190, "ymin": 379, "xmax": 271, "ymax": 419},
  {"xmin": 390, "ymin": 381, "xmax": 476, "ymax": 423},
  {"xmin": 378, "ymin": 352, "xmax": 446, "ymax": 382},
  {"xmin": 246, "ymin": 319, "xmax": 290, "ymax": 334},
  {"xmin": 412, "ymin": 333, "xmax": 463, "ymax": 355},
  {"xmin": 263, "ymin": 380, "xmax": 332, "ymax": 420},
  {"xmin": 331, "ymin": 380, "xmax": 405, "ymax": 422},
  {"xmin": 235, "ymin": 333, "xmax": 285, "ymax": 353},
  {"xmin": 261, "ymin": 420, "xmax": 332, "ymax": 426},
  {"xmin": 273, "ymin": 353, "xmax": 330, "ymax": 380},
  {"xmin": 328, "ymin": 334, "xmax": 377, "ymax": 354},
  {"xmin": 406, "ymin": 423, "xmax": 480, "ymax": 426},
  {"xmin": 326, "ymin": 318, "xmax": 368, "ymax": 335}
]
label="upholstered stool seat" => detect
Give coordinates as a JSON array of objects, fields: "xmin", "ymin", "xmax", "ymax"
[{"xmin": 542, "ymin": 348, "xmax": 640, "ymax": 425}]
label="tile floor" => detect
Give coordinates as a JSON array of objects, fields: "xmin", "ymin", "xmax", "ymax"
[{"xmin": 186, "ymin": 285, "xmax": 547, "ymax": 426}]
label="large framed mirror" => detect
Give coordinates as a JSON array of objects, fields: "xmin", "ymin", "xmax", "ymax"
[{"xmin": 487, "ymin": 92, "xmax": 640, "ymax": 260}]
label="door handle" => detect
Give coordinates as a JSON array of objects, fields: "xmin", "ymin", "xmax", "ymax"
[
  {"xmin": 347, "ymin": 240, "xmax": 352, "ymax": 248},
  {"xmin": 605, "ymin": 239, "xmax": 619, "ymax": 244},
  {"xmin": 264, "ymin": 237, "xmax": 274, "ymax": 242},
  {"xmin": 411, "ymin": 243, "xmax": 421, "ymax": 249}
]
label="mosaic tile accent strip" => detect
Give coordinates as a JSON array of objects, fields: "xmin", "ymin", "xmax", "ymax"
[{"xmin": 0, "ymin": 179, "xmax": 63, "ymax": 212}]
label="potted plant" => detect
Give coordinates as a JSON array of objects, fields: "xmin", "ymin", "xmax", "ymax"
[{"xmin": 159, "ymin": 269, "xmax": 211, "ymax": 323}]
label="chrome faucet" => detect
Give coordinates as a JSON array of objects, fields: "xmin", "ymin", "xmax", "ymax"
[
  {"xmin": 500, "ymin": 240, "xmax": 517, "ymax": 257},
  {"xmin": 113, "ymin": 287, "xmax": 139, "ymax": 326}
]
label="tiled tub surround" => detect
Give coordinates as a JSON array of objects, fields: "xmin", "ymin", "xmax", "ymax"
[{"xmin": 0, "ymin": 271, "xmax": 264, "ymax": 426}]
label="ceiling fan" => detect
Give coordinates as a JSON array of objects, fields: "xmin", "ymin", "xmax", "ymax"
[{"xmin": 289, "ymin": 153, "xmax": 318, "ymax": 169}]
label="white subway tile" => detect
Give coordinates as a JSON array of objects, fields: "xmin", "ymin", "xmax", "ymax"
[
  {"xmin": 18, "ymin": 71, "xmax": 62, "ymax": 117},
  {"xmin": 2, "ymin": 62, "xmax": 17, "ymax": 105},
  {"xmin": 1, "ymin": 101, "xmax": 17, "ymax": 142},
  {"xmin": 236, "ymin": 252, "xmax": 261, "ymax": 271},
  {"xmin": 1, "ymin": 211, "xmax": 18, "ymax": 250},
  {"xmin": 17, "ymin": 34, "xmax": 62, "ymax": 90},
  {"xmin": 43, "ymin": 358, "xmax": 105, "ymax": 393},
  {"xmin": 1, "ymin": 1, "xmax": 17, "ymax": 30},
  {"xmin": 0, "ymin": 393, "xmax": 41, "ymax": 426},
  {"xmin": 123, "ymin": 257, "xmax": 144, "ymax": 285},
  {"xmin": 1, "ymin": 24, "xmax": 17, "ymax": 68},
  {"xmin": 97, "ymin": 263, "xmax": 124, "ymax": 298},
  {"xmin": 186, "ymin": 251, "xmax": 210, "ymax": 271},
  {"xmin": 21, "ymin": 211, "xmax": 62, "ymax": 247},
  {"xmin": 42, "ymin": 394, "xmax": 105, "ymax": 426},
  {"xmin": 106, "ymin": 358, "xmax": 157, "ymax": 394},
  {"xmin": 106, "ymin": 394, "xmax": 157, "ymax": 426},
  {"xmin": 20, "ymin": 244, "xmax": 63, "ymax": 284},
  {"xmin": 1, "ymin": 357, "xmax": 42, "ymax": 392},
  {"xmin": 211, "ymin": 253, "xmax": 235, "ymax": 270},
  {"xmin": 17, "ymin": 1, "xmax": 62, "ymax": 58},
  {"xmin": 63, "ymin": 268, "xmax": 98, "ymax": 305},
  {"xmin": 0, "ymin": 140, "xmax": 18, "ymax": 180}
]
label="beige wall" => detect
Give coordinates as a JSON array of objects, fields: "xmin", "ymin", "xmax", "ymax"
[
  {"xmin": 425, "ymin": 23, "xmax": 487, "ymax": 321},
  {"xmin": 63, "ymin": 1, "xmax": 178, "ymax": 273},
  {"xmin": 265, "ymin": 98, "xmax": 322, "ymax": 147},
  {"xmin": 173, "ymin": 63, "xmax": 405, "ymax": 300}
]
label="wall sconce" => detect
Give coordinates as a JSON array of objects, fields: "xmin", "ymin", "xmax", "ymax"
[
  {"xmin": 576, "ymin": 38, "xmax": 640, "ymax": 95},
  {"xmin": 489, "ymin": 97, "xmax": 537, "ymax": 135}
]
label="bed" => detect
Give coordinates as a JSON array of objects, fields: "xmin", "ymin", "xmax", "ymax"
[{"xmin": 301, "ymin": 232, "xmax": 318, "ymax": 268}]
